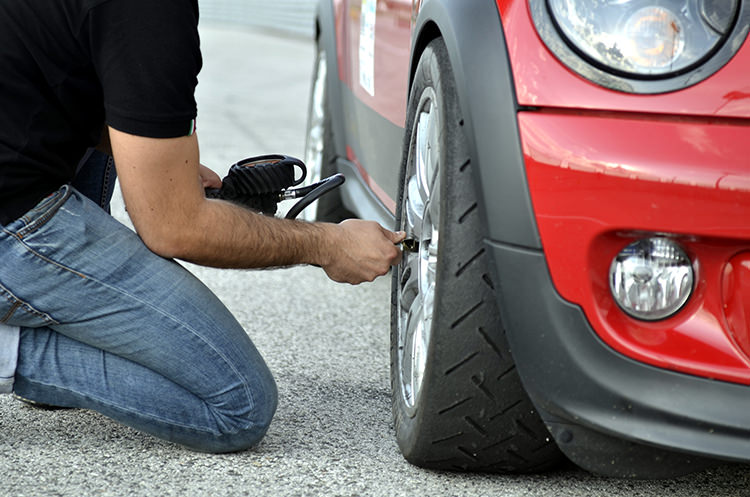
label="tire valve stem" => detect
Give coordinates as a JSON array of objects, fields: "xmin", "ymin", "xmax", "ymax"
[{"xmin": 401, "ymin": 238, "xmax": 420, "ymax": 253}]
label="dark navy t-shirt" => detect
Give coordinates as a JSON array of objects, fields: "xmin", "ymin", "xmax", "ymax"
[{"xmin": 0, "ymin": 0, "xmax": 202, "ymax": 225}]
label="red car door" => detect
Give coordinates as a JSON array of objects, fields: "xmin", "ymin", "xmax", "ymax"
[{"xmin": 334, "ymin": 0, "xmax": 412, "ymax": 212}]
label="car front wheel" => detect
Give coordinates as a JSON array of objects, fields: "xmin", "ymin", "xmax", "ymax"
[{"xmin": 390, "ymin": 37, "xmax": 562, "ymax": 472}]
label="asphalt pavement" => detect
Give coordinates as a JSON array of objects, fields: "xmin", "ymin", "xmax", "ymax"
[{"xmin": 0, "ymin": 23, "xmax": 748, "ymax": 497}]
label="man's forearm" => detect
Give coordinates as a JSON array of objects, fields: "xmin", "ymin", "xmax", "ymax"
[
  {"xmin": 167, "ymin": 196, "xmax": 334, "ymax": 269},
  {"xmin": 110, "ymin": 127, "xmax": 402, "ymax": 284},
  {"xmin": 111, "ymin": 128, "xmax": 335, "ymax": 270}
]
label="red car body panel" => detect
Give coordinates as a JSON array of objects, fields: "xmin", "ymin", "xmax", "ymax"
[
  {"xmin": 521, "ymin": 111, "xmax": 750, "ymax": 384},
  {"xmin": 334, "ymin": 0, "xmax": 411, "ymax": 126},
  {"xmin": 332, "ymin": 0, "xmax": 750, "ymax": 385},
  {"xmin": 332, "ymin": 0, "xmax": 412, "ymax": 210},
  {"xmin": 500, "ymin": 0, "xmax": 750, "ymax": 119}
]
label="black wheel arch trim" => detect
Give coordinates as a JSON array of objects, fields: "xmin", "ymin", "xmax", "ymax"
[
  {"xmin": 411, "ymin": 0, "xmax": 542, "ymax": 249},
  {"xmin": 489, "ymin": 239, "xmax": 750, "ymax": 466}
]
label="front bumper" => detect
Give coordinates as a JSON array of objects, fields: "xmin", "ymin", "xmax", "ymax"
[
  {"xmin": 490, "ymin": 111, "xmax": 750, "ymax": 475},
  {"xmin": 490, "ymin": 241, "xmax": 750, "ymax": 475},
  {"xmin": 521, "ymin": 111, "xmax": 750, "ymax": 385}
]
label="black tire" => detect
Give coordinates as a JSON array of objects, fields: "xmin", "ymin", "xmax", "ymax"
[
  {"xmin": 303, "ymin": 40, "xmax": 352, "ymax": 223},
  {"xmin": 390, "ymin": 38, "xmax": 563, "ymax": 473}
]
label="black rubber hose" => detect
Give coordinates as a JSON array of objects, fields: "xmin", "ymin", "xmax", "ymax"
[{"xmin": 285, "ymin": 174, "xmax": 345, "ymax": 219}]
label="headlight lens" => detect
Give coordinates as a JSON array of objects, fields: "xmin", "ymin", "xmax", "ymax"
[
  {"xmin": 547, "ymin": 0, "xmax": 739, "ymax": 77},
  {"xmin": 610, "ymin": 238, "xmax": 694, "ymax": 321}
]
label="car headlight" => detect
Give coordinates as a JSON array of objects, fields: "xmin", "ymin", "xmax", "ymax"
[{"xmin": 547, "ymin": 0, "xmax": 739, "ymax": 77}]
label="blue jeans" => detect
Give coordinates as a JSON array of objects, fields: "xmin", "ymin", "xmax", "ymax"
[{"xmin": 0, "ymin": 151, "xmax": 277, "ymax": 452}]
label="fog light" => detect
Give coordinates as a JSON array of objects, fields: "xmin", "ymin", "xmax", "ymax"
[{"xmin": 609, "ymin": 238, "xmax": 693, "ymax": 320}]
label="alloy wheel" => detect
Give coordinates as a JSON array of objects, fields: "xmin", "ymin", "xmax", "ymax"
[{"xmin": 397, "ymin": 88, "xmax": 441, "ymax": 415}]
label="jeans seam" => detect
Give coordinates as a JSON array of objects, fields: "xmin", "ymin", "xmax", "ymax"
[
  {"xmin": 5, "ymin": 231, "xmax": 88, "ymax": 280},
  {"xmin": 93, "ymin": 272, "xmax": 257, "ymax": 412},
  {"xmin": 0, "ymin": 301, "xmax": 20, "ymax": 324},
  {"xmin": 0, "ymin": 282, "xmax": 60, "ymax": 325},
  {"xmin": 97, "ymin": 276, "xmax": 256, "ymax": 412},
  {"xmin": 18, "ymin": 376, "xmax": 241, "ymax": 436}
]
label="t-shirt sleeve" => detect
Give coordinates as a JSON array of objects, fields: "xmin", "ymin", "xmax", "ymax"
[{"xmin": 86, "ymin": 0, "xmax": 202, "ymax": 138}]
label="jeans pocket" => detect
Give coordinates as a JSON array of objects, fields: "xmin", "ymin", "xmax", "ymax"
[
  {"xmin": 9, "ymin": 185, "xmax": 72, "ymax": 240},
  {"xmin": 0, "ymin": 282, "xmax": 59, "ymax": 327}
]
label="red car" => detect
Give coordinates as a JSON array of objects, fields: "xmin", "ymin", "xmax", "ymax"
[{"xmin": 304, "ymin": 0, "xmax": 750, "ymax": 478}]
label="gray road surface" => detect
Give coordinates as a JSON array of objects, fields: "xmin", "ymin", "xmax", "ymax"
[{"xmin": 1, "ymin": 24, "xmax": 748, "ymax": 497}]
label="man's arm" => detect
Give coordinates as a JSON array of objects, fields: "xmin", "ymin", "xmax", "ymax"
[{"xmin": 109, "ymin": 127, "xmax": 404, "ymax": 284}]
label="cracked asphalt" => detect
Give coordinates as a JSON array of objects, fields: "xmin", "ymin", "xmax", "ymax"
[{"xmin": 0, "ymin": 23, "xmax": 748, "ymax": 497}]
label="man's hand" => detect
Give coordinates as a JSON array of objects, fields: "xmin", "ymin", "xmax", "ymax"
[
  {"xmin": 320, "ymin": 220, "xmax": 405, "ymax": 284},
  {"xmin": 199, "ymin": 164, "xmax": 222, "ymax": 189}
]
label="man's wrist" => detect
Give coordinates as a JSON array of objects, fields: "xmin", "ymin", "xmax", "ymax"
[{"xmin": 304, "ymin": 221, "xmax": 338, "ymax": 268}]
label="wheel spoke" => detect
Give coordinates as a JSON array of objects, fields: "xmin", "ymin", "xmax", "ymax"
[
  {"xmin": 405, "ymin": 175, "xmax": 424, "ymax": 236},
  {"xmin": 402, "ymin": 301, "xmax": 426, "ymax": 407},
  {"xmin": 425, "ymin": 109, "xmax": 441, "ymax": 224},
  {"xmin": 426, "ymin": 104, "xmax": 441, "ymax": 195},
  {"xmin": 415, "ymin": 105, "xmax": 434, "ymax": 203},
  {"xmin": 399, "ymin": 256, "xmax": 420, "ymax": 312},
  {"xmin": 427, "ymin": 189, "xmax": 440, "ymax": 244}
]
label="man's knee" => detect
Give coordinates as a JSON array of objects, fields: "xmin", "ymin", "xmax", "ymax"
[{"xmin": 202, "ymin": 374, "xmax": 278, "ymax": 453}]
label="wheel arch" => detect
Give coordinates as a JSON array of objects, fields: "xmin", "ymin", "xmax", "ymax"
[{"xmin": 410, "ymin": 0, "xmax": 541, "ymax": 250}]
